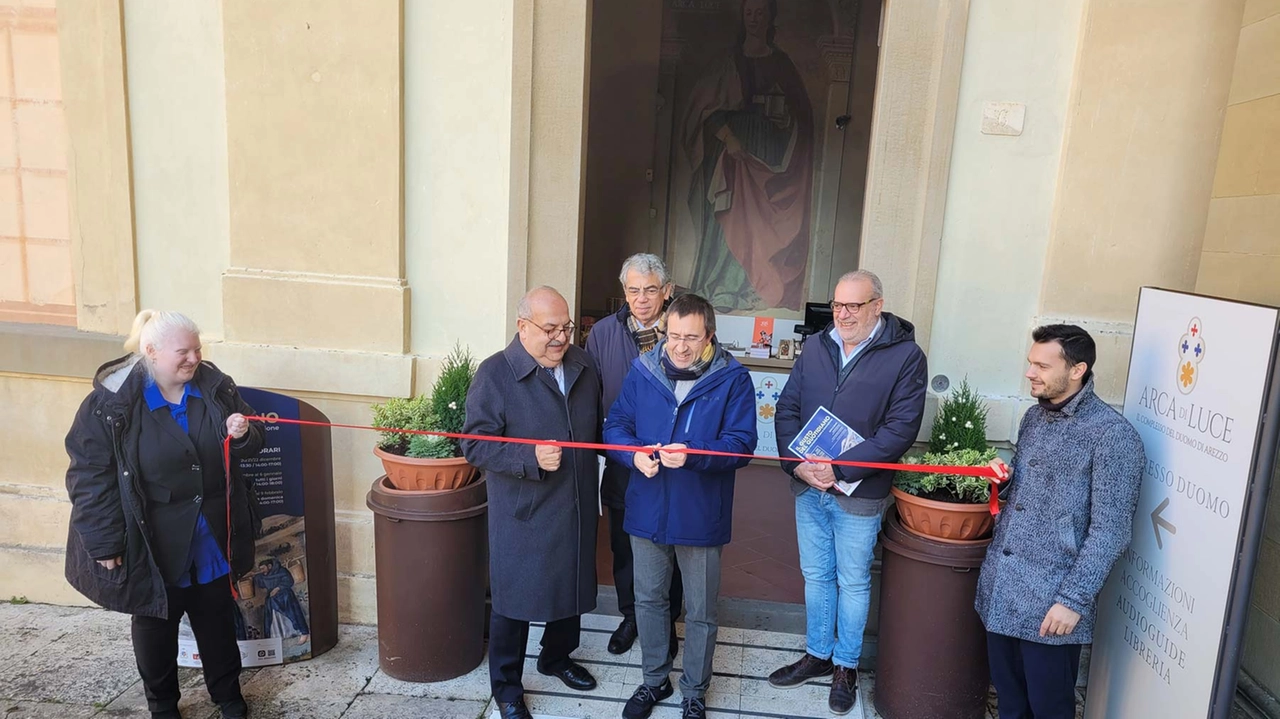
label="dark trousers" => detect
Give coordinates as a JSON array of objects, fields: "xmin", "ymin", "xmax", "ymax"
[
  {"xmin": 489, "ymin": 612, "xmax": 581, "ymax": 703},
  {"xmin": 131, "ymin": 576, "xmax": 243, "ymax": 714},
  {"xmin": 609, "ymin": 505, "xmax": 683, "ymax": 621},
  {"xmin": 987, "ymin": 632, "xmax": 1082, "ymax": 719}
]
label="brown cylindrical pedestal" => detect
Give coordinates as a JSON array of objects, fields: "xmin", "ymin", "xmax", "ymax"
[
  {"xmin": 875, "ymin": 507, "xmax": 991, "ymax": 719},
  {"xmin": 366, "ymin": 475, "xmax": 488, "ymax": 682}
]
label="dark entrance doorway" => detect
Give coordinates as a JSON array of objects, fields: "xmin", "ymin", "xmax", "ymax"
[{"xmin": 580, "ymin": 0, "xmax": 884, "ymax": 604}]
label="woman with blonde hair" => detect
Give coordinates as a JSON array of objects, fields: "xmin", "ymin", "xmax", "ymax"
[{"xmin": 63, "ymin": 310, "xmax": 264, "ymax": 719}]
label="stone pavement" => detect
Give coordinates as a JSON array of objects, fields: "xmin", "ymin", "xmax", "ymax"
[{"xmin": 1, "ymin": 601, "xmax": 1089, "ymax": 719}]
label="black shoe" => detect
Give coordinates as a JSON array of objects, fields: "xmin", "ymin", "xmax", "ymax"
[
  {"xmin": 669, "ymin": 624, "xmax": 679, "ymax": 660},
  {"xmin": 622, "ymin": 679, "xmax": 674, "ymax": 719},
  {"xmin": 681, "ymin": 696, "xmax": 706, "ymax": 719},
  {"xmin": 609, "ymin": 616, "xmax": 638, "ymax": 654},
  {"xmin": 829, "ymin": 666, "xmax": 858, "ymax": 715},
  {"xmin": 218, "ymin": 697, "xmax": 249, "ymax": 719},
  {"xmin": 767, "ymin": 652, "xmax": 834, "ymax": 688},
  {"xmin": 537, "ymin": 661, "xmax": 597, "ymax": 691},
  {"xmin": 151, "ymin": 711, "xmax": 182, "ymax": 719},
  {"xmin": 496, "ymin": 698, "xmax": 534, "ymax": 719}
]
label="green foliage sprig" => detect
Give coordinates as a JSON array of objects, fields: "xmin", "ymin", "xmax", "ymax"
[
  {"xmin": 895, "ymin": 447, "xmax": 999, "ymax": 504},
  {"xmin": 428, "ymin": 343, "xmax": 477, "ymax": 457},
  {"xmin": 370, "ymin": 396, "xmax": 434, "ymax": 454}
]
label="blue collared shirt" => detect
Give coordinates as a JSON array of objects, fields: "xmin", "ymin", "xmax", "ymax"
[
  {"xmin": 543, "ymin": 364, "xmax": 565, "ymax": 394},
  {"xmin": 829, "ymin": 317, "xmax": 884, "ymax": 367},
  {"xmin": 143, "ymin": 381, "xmax": 231, "ymax": 588}
]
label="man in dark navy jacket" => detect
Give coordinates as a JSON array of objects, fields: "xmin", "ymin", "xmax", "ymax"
[
  {"xmin": 769, "ymin": 270, "xmax": 928, "ymax": 715},
  {"xmin": 585, "ymin": 252, "xmax": 683, "ymax": 656},
  {"xmin": 605, "ymin": 293, "xmax": 757, "ymax": 719}
]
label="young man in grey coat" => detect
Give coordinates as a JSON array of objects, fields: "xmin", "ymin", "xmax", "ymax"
[{"xmin": 975, "ymin": 325, "xmax": 1145, "ymax": 719}]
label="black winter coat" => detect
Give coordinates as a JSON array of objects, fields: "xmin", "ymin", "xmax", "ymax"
[
  {"xmin": 461, "ymin": 337, "xmax": 601, "ymax": 622},
  {"xmin": 584, "ymin": 305, "xmax": 642, "ymax": 509},
  {"xmin": 775, "ymin": 313, "xmax": 928, "ymax": 502},
  {"xmin": 64, "ymin": 356, "xmax": 265, "ymax": 618}
]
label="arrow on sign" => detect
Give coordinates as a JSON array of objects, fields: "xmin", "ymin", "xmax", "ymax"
[{"xmin": 1152, "ymin": 497, "xmax": 1176, "ymax": 550}]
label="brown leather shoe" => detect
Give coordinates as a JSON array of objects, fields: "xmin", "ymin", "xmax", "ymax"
[
  {"xmin": 767, "ymin": 652, "xmax": 834, "ymax": 688},
  {"xmin": 829, "ymin": 666, "xmax": 858, "ymax": 715}
]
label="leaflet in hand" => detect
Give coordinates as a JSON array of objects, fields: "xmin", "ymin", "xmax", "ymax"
[{"xmin": 787, "ymin": 406, "xmax": 864, "ymax": 496}]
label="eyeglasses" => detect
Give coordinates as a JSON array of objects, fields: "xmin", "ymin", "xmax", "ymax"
[
  {"xmin": 830, "ymin": 298, "xmax": 880, "ymax": 315},
  {"xmin": 624, "ymin": 286, "xmax": 663, "ymax": 298},
  {"xmin": 668, "ymin": 333, "xmax": 706, "ymax": 345},
  {"xmin": 522, "ymin": 319, "xmax": 576, "ymax": 340}
]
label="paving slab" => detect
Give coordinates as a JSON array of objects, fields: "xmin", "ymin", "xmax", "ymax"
[
  {"xmin": 342, "ymin": 693, "xmax": 489, "ymax": 719},
  {"xmin": 0, "ymin": 603, "xmax": 1107, "ymax": 719},
  {"xmin": 239, "ymin": 625, "xmax": 378, "ymax": 707},
  {"xmin": 231, "ymin": 698, "xmax": 354, "ymax": 719},
  {"xmin": 0, "ymin": 614, "xmax": 137, "ymax": 705},
  {"xmin": 0, "ymin": 700, "xmax": 99, "ymax": 718},
  {"xmin": 0, "ymin": 603, "xmax": 100, "ymax": 665},
  {"xmin": 362, "ymin": 656, "xmax": 491, "ymax": 701},
  {"xmin": 94, "ymin": 667, "xmax": 244, "ymax": 719}
]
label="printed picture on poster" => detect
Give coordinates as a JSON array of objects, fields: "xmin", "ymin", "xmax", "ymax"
[
  {"xmin": 178, "ymin": 388, "xmax": 313, "ymax": 669},
  {"xmin": 752, "ymin": 316, "xmax": 775, "ymax": 349},
  {"xmin": 777, "ymin": 339, "xmax": 794, "ymax": 360}
]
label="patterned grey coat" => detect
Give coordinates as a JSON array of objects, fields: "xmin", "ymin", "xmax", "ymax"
[{"xmin": 975, "ymin": 379, "xmax": 1145, "ymax": 644}]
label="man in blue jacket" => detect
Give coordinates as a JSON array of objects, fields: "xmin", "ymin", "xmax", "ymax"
[
  {"xmin": 605, "ymin": 293, "xmax": 757, "ymax": 719},
  {"xmin": 770, "ymin": 270, "xmax": 928, "ymax": 715}
]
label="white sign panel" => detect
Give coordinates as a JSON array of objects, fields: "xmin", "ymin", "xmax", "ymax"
[
  {"xmin": 749, "ymin": 370, "xmax": 788, "ymax": 458},
  {"xmin": 1085, "ymin": 288, "xmax": 1279, "ymax": 718},
  {"xmin": 179, "ymin": 637, "xmax": 283, "ymax": 669}
]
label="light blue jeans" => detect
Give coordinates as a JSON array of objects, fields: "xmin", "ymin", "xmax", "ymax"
[{"xmin": 795, "ymin": 488, "xmax": 881, "ymax": 669}]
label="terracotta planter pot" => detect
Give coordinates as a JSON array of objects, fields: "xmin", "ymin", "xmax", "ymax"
[
  {"xmin": 890, "ymin": 486, "xmax": 994, "ymax": 543},
  {"xmin": 374, "ymin": 445, "xmax": 479, "ymax": 492}
]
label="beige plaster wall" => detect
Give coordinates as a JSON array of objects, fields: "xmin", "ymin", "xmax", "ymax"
[
  {"xmin": 123, "ymin": 0, "xmax": 229, "ymax": 337},
  {"xmin": 57, "ymin": 0, "xmax": 137, "ymax": 336},
  {"xmin": 524, "ymin": 0, "xmax": 592, "ymax": 315},
  {"xmin": 0, "ymin": 373, "xmax": 94, "ymax": 606},
  {"xmin": 2, "ymin": 0, "xmax": 600, "ymax": 625},
  {"xmin": 220, "ymin": 0, "xmax": 407, "ymax": 354},
  {"xmin": 0, "ymin": 0, "xmax": 76, "ymax": 326},
  {"xmin": 404, "ymin": 0, "xmax": 523, "ymax": 357},
  {"xmin": 1034, "ymin": 0, "xmax": 1244, "ymax": 405},
  {"xmin": 1197, "ymin": 4, "xmax": 1280, "ymax": 307},
  {"xmin": 1, "ymin": 0, "xmax": 138, "ymax": 603},
  {"xmin": 1192, "ymin": 0, "xmax": 1280, "ymax": 696},
  {"xmin": 926, "ymin": 0, "xmax": 1085, "ymax": 441},
  {"xmin": 858, "ymin": 0, "xmax": 969, "ymax": 352}
]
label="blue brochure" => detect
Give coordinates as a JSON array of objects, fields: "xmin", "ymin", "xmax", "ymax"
[{"xmin": 787, "ymin": 406, "xmax": 865, "ymax": 496}]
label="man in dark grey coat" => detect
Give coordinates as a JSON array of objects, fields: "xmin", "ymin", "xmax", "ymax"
[
  {"xmin": 461, "ymin": 286, "xmax": 602, "ymax": 719},
  {"xmin": 976, "ymin": 325, "xmax": 1145, "ymax": 719}
]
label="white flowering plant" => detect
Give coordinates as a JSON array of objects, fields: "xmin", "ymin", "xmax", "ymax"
[
  {"xmin": 928, "ymin": 379, "xmax": 987, "ymax": 454},
  {"xmin": 425, "ymin": 342, "xmax": 477, "ymax": 457},
  {"xmin": 370, "ymin": 396, "xmax": 434, "ymax": 455},
  {"xmin": 892, "ymin": 379, "xmax": 996, "ymax": 503}
]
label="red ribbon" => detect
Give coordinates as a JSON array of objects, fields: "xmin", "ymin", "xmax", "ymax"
[{"xmin": 220, "ymin": 416, "xmax": 1005, "ymax": 596}]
